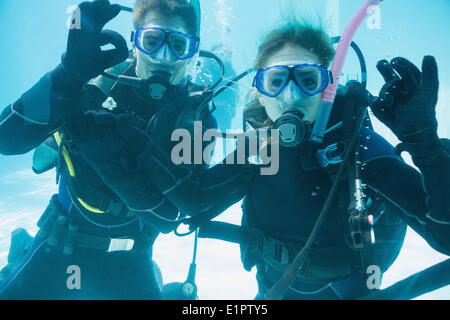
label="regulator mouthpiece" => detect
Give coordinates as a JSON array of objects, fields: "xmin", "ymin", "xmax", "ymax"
[
  {"xmin": 146, "ymin": 70, "xmax": 172, "ymax": 100},
  {"xmin": 273, "ymin": 111, "xmax": 311, "ymax": 148}
]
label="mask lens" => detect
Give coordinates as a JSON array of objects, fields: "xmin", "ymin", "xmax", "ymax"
[
  {"xmin": 294, "ymin": 66, "xmax": 326, "ymax": 95},
  {"xmin": 139, "ymin": 28, "xmax": 165, "ymax": 54},
  {"xmin": 169, "ymin": 33, "xmax": 191, "ymax": 59},
  {"xmin": 261, "ymin": 67, "xmax": 289, "ymax": 96}
]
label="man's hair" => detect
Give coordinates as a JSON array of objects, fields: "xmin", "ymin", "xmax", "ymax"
[{"xmin": 133, "ymin": 0, "xmax": 198, "ymax": 36}]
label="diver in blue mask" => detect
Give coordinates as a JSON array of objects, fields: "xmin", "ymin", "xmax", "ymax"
[
  {"xmin": 95, "ymin": 19, "xmax": 450, "ymax": 300},
  {"xmin": 254, "ymin": 53, "xmax": 331, "ymax": 147},
  {"xmin": 0, "ymin": 0, "xmax": 213, "ymax": 299},
  {"xmin": 130, "ymin": 16, "xmax": 200, "ymax": 101}
]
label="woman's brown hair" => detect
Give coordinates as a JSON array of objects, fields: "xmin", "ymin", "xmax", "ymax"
[{"xmin": 244, "ymin": 20, "xmax": 335, "ymax": 130}]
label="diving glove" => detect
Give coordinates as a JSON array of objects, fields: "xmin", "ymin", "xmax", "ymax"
[
  {"xmin": 147, "ymin": 93, "xmax": 210, "ymax": 154},
  {"xmin": 52, "ymin": 0, "xmax": 128, "ymax": 96},
  {"xmin": 371, "ymin": 56, "xmax": 439, "ymax": 145},
  {"xmin": 65, "ymin": 111, "xmax": 165, "ymax": 208},
  {"xmin": 66, "ymin": 111, "xmax": 190, "ymax": 220},
  {"xmin": 66, "ymin": 110, "xmax": 149, "ymax": 169},
  {"xmin": 372, "ymin": 57, "xmax": 450, "ymax": 225}
]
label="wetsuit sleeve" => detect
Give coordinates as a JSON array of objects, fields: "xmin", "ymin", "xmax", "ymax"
[
  {"xmin": 130, "ymin": 108, "xmax": 259, "ymax": 224},
  {"xmin": 406, "ymin": 138, "xmax": 450, "ymax": 225},
  {"xmin": 84, "ymin": 110, "xmax": 255, "ymax": 230},
  {"xmin": 362, "ymin": 140, "xmax": 450, "ymax": 255},
  {"xmin": 137, "ymin": 140, "xmax": 259, "ymax": 226},
  {"xmin": 0, "ymin": 65, "xmax": 84, "ymax": 155}
]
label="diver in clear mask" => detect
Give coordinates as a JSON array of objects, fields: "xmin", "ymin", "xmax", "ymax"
[
  {"xmin": 0, "ymin": 0, "xmax": 209, "ymax": 300},
  {"xmin": 131, "ymin": 16, "xmax": 200, "ymax": 101},
  {"xmin": 92, "ymin": 0, "xmax": 204, "ymax": 117},
  {"xmin": 106, "ymin": 19, "xmax": 450, "ymax": 300},
  {"xmin": 254, "ymin": 45, "xmax": 331, "ymax": 147}
]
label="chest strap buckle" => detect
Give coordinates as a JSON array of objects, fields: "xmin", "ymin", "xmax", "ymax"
[{"xmin": 107, "ymin": 238, "xmax": 135, "ymax": 252}]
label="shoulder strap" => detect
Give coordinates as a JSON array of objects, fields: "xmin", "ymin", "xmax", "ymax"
[{"xmin": 88, "ymin": 59, "xmax": 134, "ymax": 98}]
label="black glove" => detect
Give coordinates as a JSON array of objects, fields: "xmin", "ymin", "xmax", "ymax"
[
  {"xmin": 65, "ymin": 111, "xmax": 173, "ymax": 209},
  {"xmin": 147, "ymin": 93, "xmax": 209, "ymax": 155},
  {"xmin": 66, "ymin": 110, "xmax": 150, "ymax": 169},
  {"xmin": 371, "ymin": 56, "xmax": 439, "ymax": 144},
  {"xmin": 52, "ymin": 1, "xmax": 128, "ymax": 95}
]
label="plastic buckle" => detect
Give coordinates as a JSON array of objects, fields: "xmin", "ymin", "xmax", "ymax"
[
  {"xmin": 262, "ymin": 237, "xmax": 290, "ymax": 265},
  {"xmin": 107, "ymin": 238, "xmax": 135, "ymax": 252},
  {"xmin": 106, "ymin": 199, "xmax": 126, "ymax": 217},
  {"xmin": 102, "ymin": 97, "xmax": 118, "ymax": 111},
  {"xmin": 174, "ymin": 222, "xmax": 197, "ymax": 237},
  {"xmin": 317, "ymin": 143, "xmax": 344, "ymax": 168}
]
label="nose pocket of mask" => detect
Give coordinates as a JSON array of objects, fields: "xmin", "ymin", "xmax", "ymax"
[
  {"xmin": 285, "ymin": 81, "xmax": 302, "ymax": 102},
  {"xmin": 154, "ymin": 44, "xmax": 172, "ymax": 62}
]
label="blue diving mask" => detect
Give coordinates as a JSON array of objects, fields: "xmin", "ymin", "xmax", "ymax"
[
  {"xmin": 255, "ymin": 64, "xmax": 331, "ymax": 148},
  {"xmin": 132, "ymin": 26, "xmax": 199, "ymax": 61},
  {"xmin": 254, "ymin": 64, "xmax": 331, "ymax": 98}
]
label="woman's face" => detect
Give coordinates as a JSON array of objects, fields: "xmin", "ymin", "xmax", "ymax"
[
  {"xmin": 258, "ymin": 45, "xmax": 324, "ymax": 123},
  {"xmin": 134, "ymin": 12, "xmax": 193, "ymax": 85}
]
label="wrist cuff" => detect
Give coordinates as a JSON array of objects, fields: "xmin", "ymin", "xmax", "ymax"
[
  {"xmin": 50, "ymin": 63, "xmax": 85, "ymax": 97},
  {"xmin": 395, "ymin": 138, "xmax": 446, "ymax": 166}
]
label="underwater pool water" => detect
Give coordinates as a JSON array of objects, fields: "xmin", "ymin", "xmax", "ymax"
[{"xmin": 0, "ymin": 0, "xmax": 449, "ymax": 299}]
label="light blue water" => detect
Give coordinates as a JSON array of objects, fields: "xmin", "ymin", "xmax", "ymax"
[{"xmin": 0, "ymin": 0, "xmax": 449, "ymax": 299}]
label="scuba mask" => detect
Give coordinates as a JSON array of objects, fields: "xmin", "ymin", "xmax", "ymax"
[
  {"xmin": 133, "ymin": 26, "xmax": 199, "ymax": 62},
  {"xmin": 255, "ymin": 64, "xmax": 331, "ymax": 148},
  {"xmin": 254, "ymin": 63, "xmax": 331, "ymax": 98}
]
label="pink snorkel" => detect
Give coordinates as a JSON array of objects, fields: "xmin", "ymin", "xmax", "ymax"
[
  {"xmin": 310, "ymin": 0, "xmax": 383, "ymax": 143},
  {"xmin": 265, "ymin": 0, "xmax": 384, "ymax": 300}
]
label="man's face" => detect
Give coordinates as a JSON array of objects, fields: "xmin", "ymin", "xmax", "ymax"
[{"xmin": 134, "ymin": 12, "xmax": 194, "ymax": 85}]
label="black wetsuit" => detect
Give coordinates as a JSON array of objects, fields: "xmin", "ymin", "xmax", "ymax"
[
  {"xmin": 140, "ymin": 110, "xmax": 450, "ymax": 299},
  {"xmin": 245, "ymin": 127, "xmax": 450, "ymax": 299},
  {"xmin": 0, "ymin": 64, "xmax": 200, "ymax": 299}
]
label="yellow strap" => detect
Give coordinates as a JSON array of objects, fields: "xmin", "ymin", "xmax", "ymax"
[
  {"xmin": 77, "ymin": 198, "xmax": 105, "ymax": 214},
  {"xmin": 53, "ymin": 131, "xmax": 76, "ymax": 177},
  {"xmin": 53, "ymin": 131, "xmax": 105, "ymax": 214}
]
